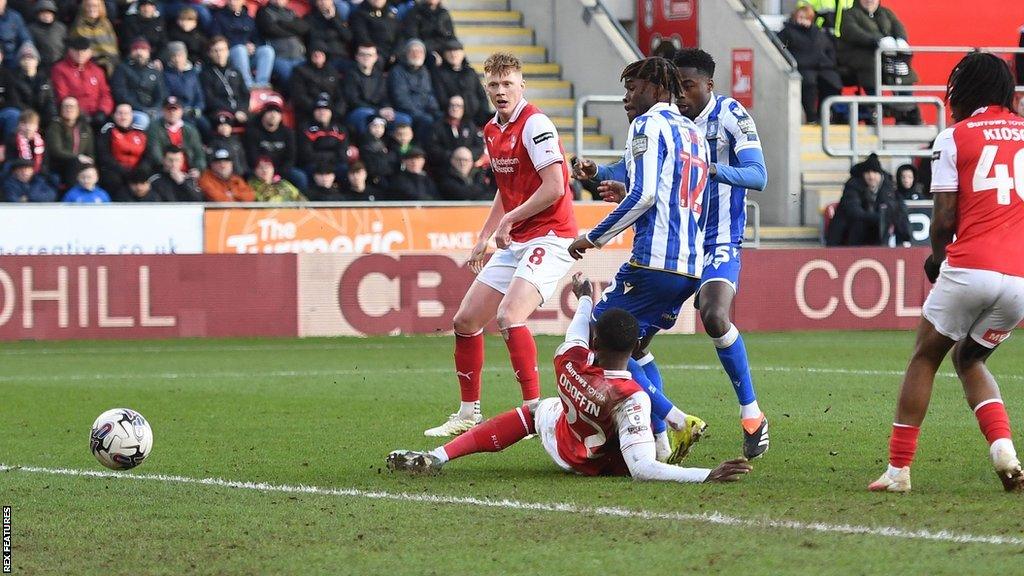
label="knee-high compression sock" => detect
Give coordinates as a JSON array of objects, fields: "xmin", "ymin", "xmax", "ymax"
[
  {"xmin": 454, "ymin": 329, "xmax": 484, "ymax": 419},
  {"xmin": 713, "ymin": 324, "xmax": 760, "ymax": 420},
  {"xmin": 502, "ymin": 324, "xmax": 540, "ymax": 405},
  {"xmin": 433, "ymin": 405, "xmax": 536, "ymax": 463}
]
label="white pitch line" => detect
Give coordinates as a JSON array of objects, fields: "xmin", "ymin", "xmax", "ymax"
[{"xmin": 2, "ymin": 463, "xmax": 1021, "ymax": 547}]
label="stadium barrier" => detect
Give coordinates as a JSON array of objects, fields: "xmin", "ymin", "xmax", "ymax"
[{"xmin": 0, "ymin": 247, "xmax": 932, "ymax": 341}]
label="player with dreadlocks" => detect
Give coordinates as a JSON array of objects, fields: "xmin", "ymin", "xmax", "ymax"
[
  {"xmin": 567, "ymin": 56, "xmax": 711, "ymax": 464},
  {"xmin": 869, "ymin": 52, "xmax": 1024, "ymax": 493}
]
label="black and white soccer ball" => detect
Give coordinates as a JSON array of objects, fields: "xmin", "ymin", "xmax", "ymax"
[{"xmin": 90, "ymin": 408, "xmax": 153, "ymax": 470}]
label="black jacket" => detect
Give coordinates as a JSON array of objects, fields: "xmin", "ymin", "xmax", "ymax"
[
  {"xmin": 244, "ymin": 119, "xmax": 296, "ymax": 173},
  {"xmin": 298, "ymin": 120, "xmax": 350, "ymax": 171},
  {"xmin": 12, "ymin": 68, "xmax": 55, "ymax": 123},
  {"xmin": 350, "ymin": 3, "xmax": 401, "ymax": 64},
  {"xmin": 200, "ymin": 62, "xmax": 250, "ymax": 117},
  {"xmin": 358, "ymin": 133, "xmax": 395, "ymax": 186},
  {"xmin": 150, "ymin": 172, "xmax": 202, "ymax": 202},
  {"xmin": 400, "ymin": 3, "xmax": 454, "ymax": 55},
  {"xmin": 385, "ymin": 169, "xmax": 437, "ymax": 201},
  {"xmin": 0, "ymin": 67, "xmax": 20, "ymax": 110},
  {"xmin": 256, "ymin": 3, "xmax": 309, "ymax": 60},
  {"xmin": 304, "ymin": 8, "xmax": 351, "ymax": 61},
  {"xmin": 425, "ymin": 118, "xmax": 482, "ymax": 169},
  {"xmin": 110, "ymin": 59, "xmax": 167, "ymax": 111},
  {"xmin": 342, "ymin": 65, "xmax": 390, "ymax": 111},
  {"xmin": 120, "ymin": 14, "xmax": 166, "ymax": 55},
  {"xmin": 288, "ymin": 61, "xmax": 346, "ymax": 121},
  {"xmin": 828, "ymin": 157, "xmax": 911, "ymax": 245},
  {"xmin": 777, "ymin": 20, "xmax": 838, "ymax": 73},
  {"xmin": 28, "ymin": 19, "xmax": 66, "ymax": 67},
  {"xmin": 437, "ymin": 166, "xmax": 493, "ymax": 201},
  {"xmin": 338, "ymin": 180, "xmax": 384, "ymax": 201},
  {"xmin": 432, "ymin": 60, "xmax": 491, "ymax": 126},
  {"xmin": 166, "ymin": 23, "xmax": 207, "ymax": 64}
]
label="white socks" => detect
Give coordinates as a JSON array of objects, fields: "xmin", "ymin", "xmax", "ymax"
[
  {"xmin": 654, "ymin": 431, "xmax": 671, "ymax": 461},
  {"xmin": 429, "ymin": 447, "xmax": 450, "ymax": 463},
  {"xmin": 665, "ymin": 407, "xmax": 689, "ymax": 431},
  {"xmin": 458, "ymin": 401, "xmax": 480, "ymax": 419},
  {"xmin": 740, "ymin": 401, "xmax": 761, "ymax": 420}
]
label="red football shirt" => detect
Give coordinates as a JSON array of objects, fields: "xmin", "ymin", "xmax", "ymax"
[
  {"xmin": 931, "ymin": 106, "xmax": 1024, "ymax": 277},
  {"xmin": 484, "ymin": 99, "xmax": 578, "ymax": 242},
  {"xmin": 552, "ymin": 345, "xmax": 649, "ymax": 477}
]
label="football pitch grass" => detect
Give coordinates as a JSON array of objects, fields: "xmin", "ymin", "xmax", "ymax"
[{"xmin": 3, "ymin": 331, "xmax": 1024, "ymax": 575}]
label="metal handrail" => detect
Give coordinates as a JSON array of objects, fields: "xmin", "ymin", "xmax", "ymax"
[
  {"xmin": 737, "ymin": 0, "xmax": 798, "ymax": 71},
  {"xmin": 574, "ymin": 94, "xmax": 624, "ymax": 159},
  {"xmin": 820, "ymin": 95, "xmax": 946, "ymax": 165},
  {"xmin": 745, "ymin": 199, "xmax": 761, "ymax": 248},
  {"xmin": 874, "ymin": 45, "xmax": 1024, "ymax": 95},
  {"xmin": 587, "ymin": 0, "xmax": 643, "ymax": 59}
]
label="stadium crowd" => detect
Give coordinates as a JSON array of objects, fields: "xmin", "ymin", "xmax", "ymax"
[{"xmin": 0, "ymin": 0, "xmax": 499, "ymax": 203}]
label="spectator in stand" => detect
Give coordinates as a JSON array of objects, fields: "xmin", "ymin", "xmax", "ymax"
[
  {"xmin": 388, "ymin": 38, "xmax": 441, "ymax": 137},
  {"xmin": 837, "ymin": 0, "xmax": 920, "ymax": 124},
  {"xmin": 805, "ymin": 0, "xmax": 853, "ymax": 38},
  {"xmin": 426, "ymin": 94, "xmax": 482, "ymax": 171},
  {"xmin": 199, "ymin": 147, "xmax": 255, "ymax": 201},
  {"xmin": 146, "ymin": 96, "xmax": 205, "ymax": 175},
  {"xmin": 212, "ymin": 0, "xmax": 274, "ymax": 89},
  {"xmin": 827, "ymin": 153, "xmax": 911, "ymax": 246},
  {"xmin": 28, "ymin": 0, "xmax": 64, "ymax": 68},
  {"xmin": 6, "ymin": 109, "xmax": 46, "ymax": 174},
  {"xmin": 150, "ymin": 144, "xmax": 202, "ymax": 201},
  {"xmin": 245, "ymin": 99, "xmax": 305, "ymax": 190},
  {"xmin": 0, "ymin": 47, "xmax": 21, "ymax": 138},
  {"xmin": 163, "ymin": 41, "xmax": 206, "ymax": 127},
  {"xmin": 97, "ymin": 103, "xmax": 149, "ymax": 201},
  {"xmin": 350, "ymin": 0, "xmax": 400, "ymax": 67},
  {"xmin": 339, "ymin": 160, "xmax": 383, "ymax": 200},
  {"xmin": 46, "ymin": 97, "xmax": 95, "ymax": 186},
  {"xmin": 256, "ymin": 0, "xmax": 309, "ymax": 87},
  {"xmin": 358, "ymin": 114, "xmax": 394, "ymax": 187},
  {"xmin": 401, "ymin": 0, "xmax": 454, "ymax": 58},
  {"xmin": 249, "ymin": 155, "xmax": 305, "ymax": 201},
  {"xmin": 120, "ymin": 0, "xmax": 166, "ymax": 56},
  {"xmin": 51, "ymin": 37, "xmax": 114, "ymax": 126},
  {"xmin": 437, "ymin": 145, "xmax": 492, "ymax": 201},
  {"xmin": 304, "ymin": 0, "xmax": 351, "ymax": 71},
  {"xmin": 206, "ymin": 110, "xmax": 247, "ymax": 176},
  {"xmin": 386, "ymin": 146, "xmax": 436, "ymax": 200},
  {"xmin": 13, "ymin": 43, "xmax": 54, "ymax": 126},
  {"xmin": 201, "ymin": 37, "xmax": 249, "ymax": 129},
  {"xmin": 70, "ymin": 0, "xmax": 119, "ymax": 75},
  {"xmin": 110, "ymin": 38, "xmax": 167, "ymax": 130},
  {"xmin": 345, "ymin": 43, "xmax": 408, "ymax": 133},
  {"xmin": 289, "ymin": 43, "xmax": 346, "ymax": 125},
  {"xmin": 3, "ymin": 158, "xmax": 57, "ymax": 202},
  {"xmin": 432, "ymin": 39, "xmax": 490, "ymax": 126},
  {"xmin": 298, "ymin": 94, "xmax": 349, "ymax": 177},
  {"xmin": 165, "ymin": 7, "xmax": 206, "ymax": 64},
  {"xmin": 307, "ymin": 162, "xmax": 344, "ymax": 201},
  {"xmin": 895, "ymin": 163, "xmax": 927, "ymax": 200},
  {"xmin": 387, "ymin": 118, "xmax": 415, "ymax": 170},
  {"xmin": 777, "ymin": 3, "xmax": 843, "ymax": 124},
  {"xmin": 64, "ymin": 164, "xmax": 111, "ymax": 202},
  {"xmin": 122, "ymin": 168, "xmax": 165, "ymax": 202},
  {"xmin": 0, "ymin": 0, "xmax": 31, "ymax": 69}
]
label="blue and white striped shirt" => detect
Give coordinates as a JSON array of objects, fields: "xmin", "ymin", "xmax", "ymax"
[{"xmin": 586, "ymin": 102, "xmax": 709, "ymax": 277}]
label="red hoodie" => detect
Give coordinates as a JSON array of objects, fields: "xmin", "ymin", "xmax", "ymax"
[{"xmin": 51, "ymin": 55, "xmax": 114, "ymax": 117}]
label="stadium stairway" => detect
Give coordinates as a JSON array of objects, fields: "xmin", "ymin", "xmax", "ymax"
[
  {"xmin": 799, "ymin": 124, "xmax": 880, "ymax": 236},
  {"xmin": 447, "ymin": 0, "xmax": 611, "ymax": 152}
]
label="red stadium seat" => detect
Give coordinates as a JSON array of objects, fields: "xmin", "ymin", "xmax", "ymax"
[{"xmin": 821, "ymin": 201, "xmax": 839, "ymax": 244}]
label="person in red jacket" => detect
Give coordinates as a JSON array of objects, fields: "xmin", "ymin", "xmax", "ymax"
[
  {"xmin": 50, "ymin": 36, "xmax": 113, "ymax": 126},
  {"xmin": 98, "ymin": 103, "xmax": 149, "ymax": 201}
]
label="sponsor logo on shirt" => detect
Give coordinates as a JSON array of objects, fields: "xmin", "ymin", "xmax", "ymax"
[{"xmin": 532, "ymin": 131, "xmax": 554, "ymax": 145}]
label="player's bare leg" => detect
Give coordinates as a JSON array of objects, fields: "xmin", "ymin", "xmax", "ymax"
[
  {"xmin": 952, "ymin": 339, "xmax": 1023, "ymax": 492},
  {"xmin": 424, "ymin": 281, "xmax": 504, "ymax": 437},
  {"xmin": 700, "ymin": 281, "xmax": 767, "ymax": 458},
  {"xmin": 869, "ymin": 319, "xmax": 955, "ymax": 492},
  {"xmin": 496, "ymin": 277, "xmax": 545, "ymax": 410}
]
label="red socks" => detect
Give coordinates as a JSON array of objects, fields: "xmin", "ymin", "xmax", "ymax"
[
  {"xmin": 889, "ymin": 423, "xmax": 921, "ymax": 468},
  {"xmin": 975, "ymin": 399, "xmax": 1013, "ymax": 444},
  {"xmin": 443, "ymin": 406, "xmax": 536, "ymax": 460},
  {"xmin": 502, "ymin": 324, "xmax": 540, "ymax": 402},
  {"xmin": 454, "ymin": 330, "xmax": 484, "ymax": 403}
]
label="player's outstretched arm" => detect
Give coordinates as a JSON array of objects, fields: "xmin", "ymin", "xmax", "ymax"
[{"xmin": 557, "ymin": 273, "xmax": 593, "ymax": 353}]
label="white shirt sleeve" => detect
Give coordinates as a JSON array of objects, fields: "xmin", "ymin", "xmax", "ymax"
[
  {"xmin": 720, "ymin": 99, "xmax": 763, "ymax": 154},
  {"xmin": 930, "ymin": 127, "xmax": 958, "ymax": 194},
  {"xmin": 614, "ymin": 392, "xmax": 711, "ymax": 483},
  {"xmin": 555, "ymin": 296, "xmax": 592, "ymax": 357},
  {"xmin": 522, "ymin": 113, "xmax": 563, "ymax": 172}
]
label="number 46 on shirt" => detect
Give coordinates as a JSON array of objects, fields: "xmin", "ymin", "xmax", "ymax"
[{"xmin": 973, "ymin": 145, "xmax": 1024, "ymax": 205}]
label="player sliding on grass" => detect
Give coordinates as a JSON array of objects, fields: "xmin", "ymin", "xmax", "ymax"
[
  {"xmin": 573, "ymin": 49, "xmax": 770, "ymax": 460},
  {"xmin": 423, "ymin": 52, "xmax": 578, "ymax": 437},
  {"xmin": 567, "ymin": 56, "xmax": 710, "ymax": 463},
  {"xmin": 869, "ymin": 53, "xmax": 1024, "ymax": 493},
  {"xmin": 389, "ymin": 273, "xmax": 752, "ymax": 483}
]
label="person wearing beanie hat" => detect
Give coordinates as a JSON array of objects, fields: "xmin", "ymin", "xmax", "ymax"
[
  {"xmin": 357, "ymin": 112, "xmax": 395, "ymax": 186},
  {"xmin": 28, "ymin": 0, "xmax": 63, "ymax": 67},
  {"xmin": 385, "ymin": 142, "xmax": 437, "ymax": 201},
  {"xmin": 123, "ymin": 167, "xmax": 166, "ymax": 202},
  {"xmin": 110, "ymin": 35, "xmax": 167, "ymax": 130},
  {"xmin": 387, "ymin": 37, "xmax": 442, "ymax": 137},
  {"xmin": 298, "ymin": 92, "xmax": 349, "ymax": 178},
  {"xmin": 3, "ymin": 154, "xmax": 57, "ymax": 202},
  {"xmin": 245, "ymin": 99, "xmax": 306, "ymax": 191},
  {"xmin": 288, "ymin": 40, "xmax": 346, "ymax": 125},
  {"xmin": 828, "ymin": 153, "xmax": 911, "ymax": 246},
  {"xmin": 432, "ymin": 36, "xmax": 491, "ymax": 126},
  {"xmin": 205, "ymin": 109, "xmax": 248, "ymax": 176},
  {"xmin": 401, "ymin": 0, "xmax": 455, "ymax": 56},
  {"xmin": 120, "ymin": 0, "xmax": 166, "ymax": 56}
]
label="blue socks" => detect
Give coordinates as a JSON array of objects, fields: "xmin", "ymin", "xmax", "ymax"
[
  {"xmin": 714, "ymin": 324, "xmax": 757, "ymax": 407},
  {"xmin": 629, "ymin": 356, "xmax": 668, "ymax": 434}
]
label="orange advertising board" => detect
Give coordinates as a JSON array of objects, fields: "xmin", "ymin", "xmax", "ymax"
[{"xmin": 203, "ymin": 204, "xmax": 633, "ymax": 253}]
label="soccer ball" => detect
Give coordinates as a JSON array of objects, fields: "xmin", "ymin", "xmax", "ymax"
[{"xmin": 90, "ymin": 408, "xmax": 153, "ymax": 470}]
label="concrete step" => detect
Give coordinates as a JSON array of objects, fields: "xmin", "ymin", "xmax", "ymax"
[
  {"xmin": 755, "ymin": 226, "xmax": 820, "ymax": 241},
  {"xmin": 550, "ymin": 115, "xmax": 598, "ymax": 133},
  {"xmin": 466, "ymin": 44, "xmax": 545, "ymax": 63},
  {"xmin": 472, "ymin": 62, "xmax": 561, "ymax": 78},
  {"xmin": 521, "ymin": 79, "xmax": 572, "ymax": 99},
  {"xmin": 530, "ymin": 97, "xmax": 575, "ymax": 116},
  {"xmin": 562, "ymin": 133, "xmax": 614, "ymax": 149},
  {"xmin": 455, "ymin": 26, "xmax": 533, "ymax": 45},
  {"xmin": 451, "ymin": 10, "xmax": 522, "ymax": 25},
  {"xmin": 446, "ymin": 0, "xmax": 509, "ymax": 10},
  {"xmin": 801, "ymin": 170, "xmax": 849, "ymax": 186}
]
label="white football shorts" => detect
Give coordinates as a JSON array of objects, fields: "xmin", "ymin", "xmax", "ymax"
[
  {"xmin": 533, "ymin": 397, "xmax": 574, "ymax": 473},
  {"xmin": 476, "ymin": 234, "xmax": 574, "ymax": 303},
  {"xmin": 923, "ymin": 264, "xmax": 1024, "ymax": 348}
]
